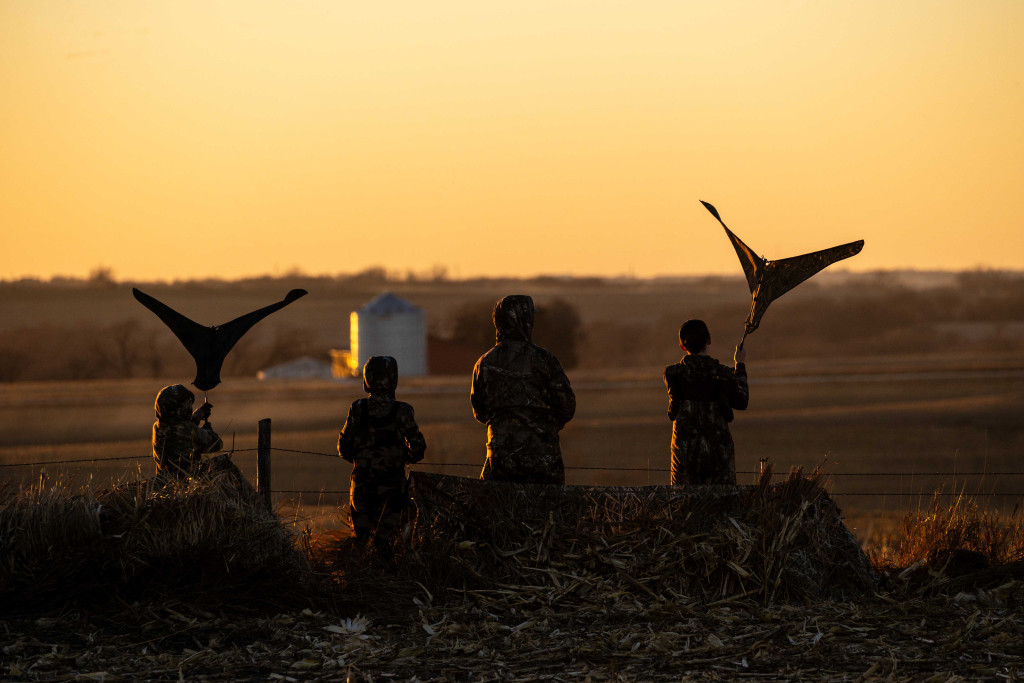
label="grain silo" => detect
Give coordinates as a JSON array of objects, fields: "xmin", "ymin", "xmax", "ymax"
[{"xmin": 349, "ymin": 292, "xmax": 427, "ymax": 376}]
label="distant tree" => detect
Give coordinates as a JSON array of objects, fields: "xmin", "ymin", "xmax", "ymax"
[
  {"xmin": 258, "ymin": 326, "xmax": 319, "ymax": 369},
  {"xmin": 87, "ymin": 266, "xmax": 117, "ymax": 288},
  {"xmin": 580, "ymin": 320, "xmax": 661, "ymax": 369},
  {"xmin": 221, "ymin": 333, "xmax": 258, "ymax": 377},
  {"xmin": 534, "ymin": 298, "xmax": 584, "ymax": 370},
  {"xmin": 106, "ymin": 320, "xmax": 144, "ymax": 378},
  {"xmin": 449, "ymin": 299, "xmax": 497, "ymax": 355},
  {"xmin": 0, "ymin": 345, "xmax": 27, "ymax": 382},
  {"xmin": 62, "ymin": 345, "xmax": 106, "ymax": 380},
  {"xmin": 350, "ymin": 266, "xmax": 391, "ymax": 284},
  {"xmin": 428, "ymin": 264, "xmax": 449, "ymax": 282},
  {"xmin": 142, "ymin": 333, "xmax": 166, "ymax": 378},
  {"xmin": 448, "ymin": 297, "xmax": 584, "ymax": 370}
]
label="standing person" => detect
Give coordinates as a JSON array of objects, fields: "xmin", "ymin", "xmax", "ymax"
[
  {"xmin": 663, "ymin": 319, "xmax": 749, "ymax": 485},
  {"xmin": 471, "ymin": 295, "xmax": 576, "ymax": 485},
  {"xmin": 338, "ymin": 356, "xmax": 426, "ymax": 544},
  {"xmin": 152, "ymin": 384, "xmax": 223, "ymax": 483}
]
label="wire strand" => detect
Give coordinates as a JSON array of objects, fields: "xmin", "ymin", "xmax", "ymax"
[
  {"xmin": 262, "ymin": 447, "xmax": 1024, "ymax": 476},
  {"xmin": 6, "ymin": 446, "xmax": 1024, "ymax": 479},
  {"xmin": 267, "ymin": 489, "xmax": 1024, "ymax": 498},
  {"xmin": 0, "ymin": 455, "xmax": 150, "ymax": 468}
]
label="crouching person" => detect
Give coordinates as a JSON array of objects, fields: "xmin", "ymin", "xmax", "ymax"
[
  {"xmin": 152, "ymin": 384, "xmax": 223, "ymax": 484},
  {"xmin": 338, "ymin": 356, "xmax": 426, "ymax": 545}
]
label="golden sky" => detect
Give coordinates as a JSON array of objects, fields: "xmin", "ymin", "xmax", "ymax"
[{"xmin": 2, "ymin": 1, "xmax": 1022, "ymax": 280}]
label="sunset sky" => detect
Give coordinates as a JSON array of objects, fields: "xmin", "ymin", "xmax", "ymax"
[{"xmin": 2, "ymin": 1, "xmax": 1022, "ymax": 281}]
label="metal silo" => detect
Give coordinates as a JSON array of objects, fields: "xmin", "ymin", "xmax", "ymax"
[{"xmin": 350, "ymin": 292, "xmax": 427, "ymax": 376}]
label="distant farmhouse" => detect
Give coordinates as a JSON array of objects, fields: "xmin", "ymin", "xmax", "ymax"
[
  {"xmin": 330, "ymin": 292, "xmax": 427, "ymax": 378},
  {"xmin": 256, "ymin": 356, "xmax": 333, "ymax": 381}
]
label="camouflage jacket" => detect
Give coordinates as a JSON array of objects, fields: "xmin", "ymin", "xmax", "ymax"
[
  {"xmin": 338, "ymin": 397, "xmax": 426, "ymax": 485},
  {"xmin": 152, "ymin": 419, "xmax": 223, "ymax": 479},
  {"xmin": 471, "ymin": 340, "xmax": 576, "ymax": 483},
  {"xmin": 663, "ymin": 354, "xmax": 748, "ymax": 485}
]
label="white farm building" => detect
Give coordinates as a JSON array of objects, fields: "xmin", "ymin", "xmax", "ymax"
[
  {"xmin": 257, "ymin": 356, "xmax": 333, "ymax": 381},
  {"xmin": 337, "ymin": 292, "xmax": 427, "ymax": 377}
]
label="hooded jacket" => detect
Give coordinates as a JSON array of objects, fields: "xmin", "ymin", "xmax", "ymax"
[
  {"xmin": 471, "ymin": 295, "xmax": 576, "ymax": 484},
  {"xmin": 338, "ymin": 355, "xmax": 426, "ymax": 477}
]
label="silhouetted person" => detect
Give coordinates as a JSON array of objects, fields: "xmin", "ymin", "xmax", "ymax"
[
  {"xmin": 472, "ymin": 295, "xmax": 576, "ymax": 485},
  {"xmin": 152, "ymin": 384, "xmax": 223, "ymax": 483},
  {"xmin": 663, "ymin": 320, "xmax": 748, "ymax": 485},
  {"xmin": 338, "ymin": 356, "xmax": 426, "ymax": 544}
]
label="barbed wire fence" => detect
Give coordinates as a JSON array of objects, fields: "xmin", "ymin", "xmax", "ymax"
[{"xmin": 3, "ymin": 439, "xmax": 1024, "ymax": 502}]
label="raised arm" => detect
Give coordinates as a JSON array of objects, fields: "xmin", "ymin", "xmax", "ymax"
[{"xmin": 728, "ymin": 346, "xmax": 750, "ymax": 411}]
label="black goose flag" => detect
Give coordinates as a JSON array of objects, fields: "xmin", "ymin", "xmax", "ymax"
[
  {"xmin": 700, "ymin": 200, "xmax": 864, "ymax": 343},
  {"xmin": 133, "ymin": 288, "xmax": 308, "ymax": 391}
]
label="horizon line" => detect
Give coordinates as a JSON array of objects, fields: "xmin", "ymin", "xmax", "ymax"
[{"xmin": 2, "ymin": 265, "xmax": 1021, "ymax": 288}]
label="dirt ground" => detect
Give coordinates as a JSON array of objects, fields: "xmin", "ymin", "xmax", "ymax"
[{"xmin": 2, "ymin": 585, "xmax": 1023, "ymax": 681}]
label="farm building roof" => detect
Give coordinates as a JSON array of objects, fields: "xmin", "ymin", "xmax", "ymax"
[{"xmin": 357, "ymin": 292, "xmax": 421, "ymax": 316}]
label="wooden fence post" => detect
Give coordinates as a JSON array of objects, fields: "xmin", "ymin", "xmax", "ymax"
[{"xmin": 257, "ymin": 418, "xmax": 272, "ymax": 511}]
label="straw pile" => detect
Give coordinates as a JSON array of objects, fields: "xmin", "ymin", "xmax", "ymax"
[
  {"xmin": 4, "ymin": 467, "xmax": 1024, "ymax": 679},
  {"xmin": 0, "ymin": 459, "xmax": 313, "ymax": 614},
  {"xmin": 405, "ymin": 466, "xmax": 876, "ymax": 605}
]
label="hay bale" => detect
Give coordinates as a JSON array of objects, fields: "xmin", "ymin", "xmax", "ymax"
[
  {"xmin": 0, "ymin": 466, "xmax": 313, "ymax": 614},
  {"xmin": 408, "ymin": 467, "xmax": 875, "ymax": 604}
]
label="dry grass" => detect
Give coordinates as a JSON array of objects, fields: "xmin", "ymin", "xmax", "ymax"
[
  {"xmin": 0, "ymin": 467, "xmax": 315, "ymax": 615},
  {"xmin": 3, "ymin": 472, "xmax": 1024, "ymax": 680},
  {"xmin": 865, "ymin": 491, "xmax": 1024, "ymax": 601},
  {"xmin": 871, "ymin": 493, "xmax": 1024, "ymax": 569}
]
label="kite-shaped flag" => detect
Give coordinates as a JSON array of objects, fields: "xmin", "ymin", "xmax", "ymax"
[
  {"xmin": 133, "ymin": 287, "xmax": 308, "ymax": 391},
  {"xmin": 700, "ymin": 200, "xmax": 864, "ymax": 346}
]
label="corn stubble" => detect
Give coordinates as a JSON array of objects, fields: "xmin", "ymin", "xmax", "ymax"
[{"xmin": 2, "ymin": 468, "xmax": 1024, "ymax": 680}]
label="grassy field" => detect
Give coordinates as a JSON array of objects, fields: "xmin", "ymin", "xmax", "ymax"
[{"xmin": 2, "ymin": 351, "xmax": 1023, "ymax": 544}]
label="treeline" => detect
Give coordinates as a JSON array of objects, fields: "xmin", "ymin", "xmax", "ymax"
[
  {"xmin": 0, "ymin": 320, "xmax": 328, "ymax": 383},
  {"xmin": 576, "ymin": 270, "xmax": 1024, "ymax": 367},
  {"xmin": 1, "ymin": 270, "xmax": 1023, "ymax": 382},
  {"xmin": 0, "ymin": 265, "xmax": 609, "ymax": 292}
]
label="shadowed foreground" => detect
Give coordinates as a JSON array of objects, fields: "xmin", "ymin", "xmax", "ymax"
[
  {"xmin": 0, "ymin": 470, "xmax": 314, "ymax": 614},
  {"xmin": 1, "ymin": 471, "xmax": 1023, "ymax": 680},
  {"xmin": 2, "ymin": 590, "xmax": 1023, "ymax": 681}
]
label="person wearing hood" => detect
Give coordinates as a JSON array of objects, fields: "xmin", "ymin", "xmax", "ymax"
[
  {"xmin": 471, "ymin": 295, "xmax": 576, "ymax": 485},
  {"xmin": 152, "ymin": 384, "xmax": 223, "ymax": 483},
  {"xmin": 338, "ymin": 355, "xmax": 426, "ymax": 543},
  {"xmin": 663, "ymin": 319, "xmax": 749, "ymax": 485}
]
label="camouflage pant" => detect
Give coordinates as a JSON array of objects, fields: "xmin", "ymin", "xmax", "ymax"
[
  {"xmin": 670, "ymin": 435, "xmax": 737, "ymax": 486},
  {"xmin": 480, "ymin": 420, "xmax": 565, "ymax": 485},
  {"xmin": 350, "ymin": 476, "xmax": 410, "ymax": 542}
]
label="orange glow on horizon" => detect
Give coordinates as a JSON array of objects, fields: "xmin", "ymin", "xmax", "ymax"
[{"xmin": 1, "ymin": 1, "xmax": 1022, "ymax": 281}]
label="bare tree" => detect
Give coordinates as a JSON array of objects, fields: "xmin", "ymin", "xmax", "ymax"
[
  {"xmin": 0, "ymin": 346, "xmax": 28, "ymax": 382},
  {"xmin": 107, "ymin": 320, "xmax": 143, "ymax": 378},
  {"xmin": 448, "ymin": 297, "xmax": 584, "ymax": 370}
]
